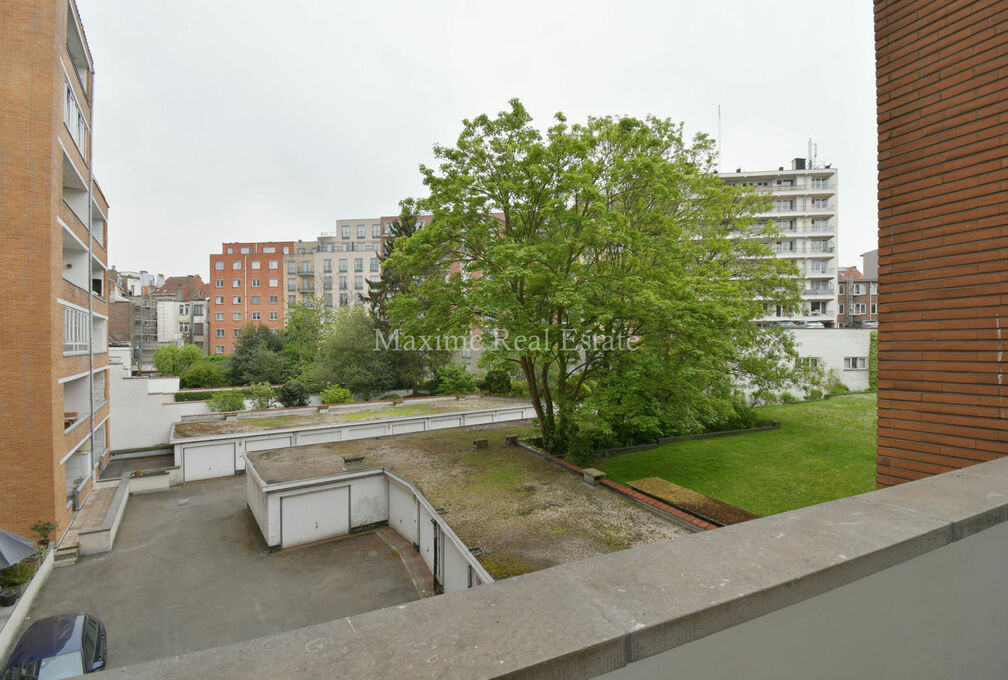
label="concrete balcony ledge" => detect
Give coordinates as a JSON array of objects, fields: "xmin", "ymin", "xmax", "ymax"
[{"xmin": 103, "ymin": 457, "xmax": 1008, "ymax": 679}]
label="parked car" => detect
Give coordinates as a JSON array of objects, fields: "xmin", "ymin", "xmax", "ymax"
[
  {"xmin": 804, "ymin": 321, "xmax": 825, "ymax": 329},
  {"xmin": 1, "ymin": 613, "xmax": 106, "ymax": 679},
  {"xmin": 863, "ymin": 321, "xmax": 878, "ymax": 329},
  {"xmin": 778, "ymin": 321, "xmax": 798, "ymax": 328}
]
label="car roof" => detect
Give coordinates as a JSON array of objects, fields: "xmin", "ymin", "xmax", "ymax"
[{"xmin": 6, "ymin": 613, "xmax": 87, "ymax": 663}]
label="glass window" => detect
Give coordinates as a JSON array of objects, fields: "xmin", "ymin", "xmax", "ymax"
[
  {"xmin": 216, "ymin": 328, "xmax": 225, "ymax": 337},
  {"xmin": 268, "ymin": 260, "xmax": 278, "ymax": 269},
  {"xmin": 215, "ymin": 312, "xmax": 224, "ymax": 321},
  {"xmin": 354, "ymin": 275, "xmax": 363, "ymax": 290},
  {"xmin": 240, "ymin": 247, "xmax": 251, "ymax": 254},
  {"xmin": 233, "ymin": 312, "xmax": 242, "ymax": 321},
  {"xmin": 251, "ymin": 279, "xmax": 260, "ymax": 287},
  {"xmin": 283, "ymin": 246, "xmax": 290, "ymax": 254},
  {"xmin": 288, "ymin": 295, "xmax": 296, "ymax": 304},
  {"xmin": 339, "ymin": 293, "xmax": 348, "ymax": 306},
  {"xmin": 227, "ymin": 247, "xmax": 233, "ymax": 254},
  {"xmin": 370, "ymin": 258, "xmax": 380, "ymax": 272},
  {"xmin": 215, "ymin": 296, "xmax": 223, "ymax": 304},
  {"xmin": 215, "ymin": 279, "xmax": 223, "ymax": 288},
  {"xmin": 339, "ymin": 259, "xmax": 347, "ymax": 272},
  {"xmin": 357, "ymin": 225, "xmax": 366, "ymax": 238},
  {"xmin": 215, "ymin": 261, "xmax": 224, "ymax": 270},
  {"xmin": 372, "ymin": 224, "xmax": 381, "ymax": 237},
  {"xmin": 268, "ymin": 278, "xmax": 278, "ymax": 287},
  {"xmin": 232, "ymin": 261, "xmax": 241, "ymax": 270},
  {"xmin": 342, "ymin": 225, "xmax": 350, "ymax": 239},
  {"xmin": 251, "ymin": 295, "xmax": 261, "ymax": 304},
  {"xmin": 287, "ymin": 278, "xmax": 296, "ymax": 291},
  {"xmin": 251, "ymin": 311, "xmax": 260, "ymax": 320},
  {"xmin": 323, "ymin": 259, "xmax": 332, "ymax": 272},
  {"xmin": 262, "ymin": 246, "xmax": 276, "ymax": 254},
  {"xmin": 251, "ymin": 260, "xmax": 261, "ymax": 270},
  {"xmin": 216, "ymin": 345, "xmax": 225, "ymax": 354},
  {"xmin": 269, "ymin": 295, "xmax": 278, "ymax": 304},
  {"xmin": 339, "ymin": 276, "xmax": 347, "ymax": 290},
  {"xmin": 232, "ymin": 296, "xmax": 241, "ymax": 304},
  {"xmin": 233, "ymin": 328, "xmax": 240, "ymax": 337},
  {"xmin": 269, "ymin": 311, "xmax": 278, "ymax": 320},
  {"xmin": 232, "ymin": 279, "xmax": 241, "ymax": 288},
  {"xmin": 287, "ymin": 261, "xmax": 295, "ymax": 274},
  {"xmin": 354, "ymin": 258, "xmax": 363, "ymax": 272}
]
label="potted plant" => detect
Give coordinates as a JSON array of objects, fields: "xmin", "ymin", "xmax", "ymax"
[
  {"xmin": 30, "ymin": 521, "xmax": 57, "ymax": 549},
  {"xmin": 0, "ymin": 560, "xmax": 36, "ymax": 606}
]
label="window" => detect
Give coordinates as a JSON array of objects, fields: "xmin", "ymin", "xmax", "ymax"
[
  {"xmin": 372, "ymin": 224, "xmax": 381, "ymax": 237},
  {"xmin": 268, "ymin": 295, "xmax": 278, "ymax": 304},
  {"xmin": 853, "ymin": 283, "xmax": 866, "ymax": 295},
  {"xmin": 251, "ymin": 279, "xmax": 261, "ymax": 288},
  {"xmin": 216, "ymin": 328, "xmax": 225, "ymax": 337},
  {"xmin": 268, "ymin": 260, "xmax": 278, "ymax": 269},
  {"xmin": 251, "ymin": 311, "xmax": 260, "ymax": 320},
  {"xmin": 216, "ymin": 345, "xmax": 225, "ymax": 354},
  {"xmin": 323, "ymin": 259, "xmax": 332, "ymax": 272},
  {"xmin": 193, "ymin": 322, "xmax": 203, "ymax": 335},
  {"xmin": 269, "ymin": 311, "xmax": 278, "ymax": 320},
  {"xmin": 354, "ymin": 258, "xmax": 363, "ymax": 272},
  {"xmin": 324, "ymin": 276, "xmax": 333, "ymax": 290},
  {"xmin": 342, "ymin": 243, "xmax": 352, "ymax": 252},
  {"xmin": 288, "ymin": 295, "xmax": 296, "ymax": 304},
  {"xmin": 283, "ymin": 246, "xmax": 290, "ymax": 254},
  {"xmin": 871, "ymin": 303, "xmax": 878, "ymax": 315},
  {"xmin": 233, "ymin": 328, "xmax": 240, "ymax": 337},
  {"xmin": 215, "ymin": 279, "xmax": 223, "ymax": 288},
  {"xmin": 811, "ymin": 177, "xmax": 830, "ymax": 189},
  {"xmin": 215, "ymin": 261, "xmax": 224, "ymax": 270},
  {"xmin": 339, "ymin": 293, "xmax": 349, "ymax": 306},
  {"xmin": 838, "ymin": 283, "xmax": 845, "ymax": 295},
  {"xmin": 287, "ymin": 278, "xmax": 296, "ymax": 291},
  {"xmin": 232, "ymin": 295, "xmax": 241, "ymax": 304},
  {"xmin": 357, "ymin": 225, "xmax": 366, "ymax": 238},
  {"xmin": 844, "ymin": 357, "xmax": 868, "ymax": 370},
  {"xmin": 838, "ymin": 304, "xmax": 845, "ymax": 315},
  {"xmin": 327, "ymin": 243, "xmax": 335, "ymax": 252},
  {"xmin": 297, "ymin": 247, "xmax": 305, "ymax": 254},
  {"xmin": 287, "ymin": 261, "xmax": 296, "ymax": 274},
  {"xmin": 227, "ymin": 247, "xmax": 234, "ymax": 254},
  {"xmin": 811, "ymin": 198, "xmax": 829, "ymax": 209},
  {"xmin": 810, "ymin": 260, "xmax": 827, "ymax": 273},
  {"xmin": 64, "ymin": 79, "xmax": 88, "ymax": 156},
  {"xmin": 797, "ymin": 357, "xmax": 820, "ymax": 368},
  {"xmin": 179, "ymin": 303, "xmax": 190, "ymax": 315},
  {"xmin": 232, "ymin": 261, "xmax": 241, "ymax": 270},
  {"xmin": 811, "ymin": 219, "xmax": 830, "ymax": 232},
  {"xmin": 268, "ymin": 278, "xmax": 279, "ymax": 287},
  {"xmin": 339, "ymin": 259, "xmax": 348, "ymax": 272},
  {"xmin": 215, "ymin": 312, "xmax": 224, "ymax": 321},
  {"xmin": 232, "ymin": 278, "xmax": 241, "ymax": 288},
  {"xmin": 776, "ymin": 220, "xmax": 795, "ymax": 232},
  {"xmin": 233, "ymin": 312, "xmax": 242, "ymax": 321},
  {"xmin": 354, "ymin": 275, "xmax": 363, "ymax": 290},
  {"xmin": 240, "ymin": 247, "xmax": 251, "ymax": 254},
  {"xmin": 370, "ymin": 258, "xmax": 380, "ymax": 272},
  {"xmin": 775, "ymin": 200, "xmax": 794, "ymax": 212},
  {"xmin": 870, "ymin": 282, "xmax": 878, "ymax": 294},
  {"xmin": 339, "ymin": 276, "xmax": 347, "ymax": 290},
  {"xmin": 251, "ymin": 260, "xmax": 261, "ymax": 270},
  {"xmin": 215, "ymin": 296, "xmax": 224, "ymax": 304},
  {"xmin": 301, "ymin": 260, "xmax": 311, "ymax": 273},
  {"xmin": 853, "ymin": 303, "xmax": 867, "ymax": 315},
  {"xmin": 251, "ymin": 295, "xmax": 261, "ymax": 304},
  {"xmin": 192, "ymin": 304, "xmax": 203, "ymax": 315},
  {"xmin": 372, "ymin": 242, "xmax": 381, "ymax": 252},
  {"xmin": 263, "ymin": 246, "xmax": 276, "ymax": 254},
  {"xmin": 341, "ymin": 225, "xmax": 350, "ymax": 239}
]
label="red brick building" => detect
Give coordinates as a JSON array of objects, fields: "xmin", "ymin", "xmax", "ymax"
[
  {"xmin": 875, "ymin": 0, "xmax": 1008, "ymax": 486},
  {"xmin": 837, "ymin": 250, "xmax": 879, "ymax": 327},
  {"xmin": 209, "ymin": 242, "xmax": 294, "ymax": 354},
  {"xmin": 0, "ymin": 0, "xmax": 112, "ymax": 537}
]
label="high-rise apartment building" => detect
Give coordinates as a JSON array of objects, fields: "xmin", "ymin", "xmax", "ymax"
[
  {"xmin": 1, "ymin": 0, "xmax": 111, "ymax": 538},
  {"xmin": 209, "ymin": 241, "xmax": 295, "ymax": 354},
  {"xmin": 720, "ymin": 159, "xmax": 840, "ymax": 326}
]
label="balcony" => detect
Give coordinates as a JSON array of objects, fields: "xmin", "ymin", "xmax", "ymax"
[
  {"xmin": 298, "ymin": 285, "xmax": 315, "ymax": 293},
  {"xmin": 801, "ymin": 285, "xmax": 835, "ymax": 296},
  {"xmin": 298, "ymin": 269, "xmax": 314, "ymax": 276}
]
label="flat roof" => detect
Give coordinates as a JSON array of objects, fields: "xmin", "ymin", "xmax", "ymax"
[{"xmin": 247, "ymin": 422, "xmax": 688, "ymax": 579}]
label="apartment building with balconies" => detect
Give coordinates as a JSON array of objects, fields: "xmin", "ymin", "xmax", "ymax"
[
  {"xmin": 209, "ymin": 241, "xmax": 295, "ymax": 354},
  {"xmin": 0, "ymin": 0, "xmax": 112, "ymax": 538},
  {"xmin": 720, "ymin": 158, "xmax": 840, "ymax": 327}
]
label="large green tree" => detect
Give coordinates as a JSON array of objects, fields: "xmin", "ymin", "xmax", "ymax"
[
  {"xmin": 226, "ymin": 324, "xmax": 292, "ymax": 385},
  {"xmin": 386, "ymin": 100, "xmax": 802, "ymax": 457},
  {"xmin": 311, "ymin": 306, "xmax": 396, "ymax": 400},
  {"xmin": 283, "ymin": 297, "xmax": 329, "ymax": 364},
  {"xmin": 365, "ymin": 201, "xmax": 449, "ymax": 391}
]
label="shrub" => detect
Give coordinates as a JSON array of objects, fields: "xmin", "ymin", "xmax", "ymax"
[
  {"xmin": 30, "ymin": 521, "xmax": 57, "ymax": 547},
  {"xmin": 246, "ymin": 382, "xmax": 275, "ymax": 410},
  {"xmin": 828, "ymin": 382, "xmax": 850, "ymax": 395},
  {"xmin": 208, "ymin": 390, "xmax": 246, "ymax": 412},
  {"xmin": 379, "ymin": 392, "xmax": 403, "ymax": 400},
  {"xmin": 277, "ymin": 380, "xmax": 310, "ymax": 407},
  {"xmin": 479, "ymin": 369, "xmax": 512, "ymax": 396},
  {"xmin": 174, "ymin": 390, "xmax": 216, "ymax": 403},
  {"xmin": 750, "ymin": 389, "xmax": 777, "ymax": 407},
  {"xmin": 320, "ymin": 384, "xmax": 353, "ymax": 405},
  {"xmin": 822, "ymin": 368, "xmax": 850, "ymax": 395},
  {"xmin": 706, "ymin": 401, "xmax": 761, "ymax": 432},
  {"xmin": 180, "ymin": 361, "xmax": 227, "ymax": 389},
  {"xmin": 803, "ymin": 387, "xmax": 824, "ymax": 401},
  {"xmin": 435, "ymin": 364, "xmax": 477, "ymax": 395},
  {"xmin": 0, "ymin": 560, "xmax": 36, "ymax": 587},
  {"xmin": 509, "ymin": 379, "xmax": 531, "ymax": 399},
  {"xmin": 780, "ymin": 392, "xmax": 798, "ymax": 403},
  {"xmin": 869, "ymin": 330, "xmax": 879, "ymax": 389}
]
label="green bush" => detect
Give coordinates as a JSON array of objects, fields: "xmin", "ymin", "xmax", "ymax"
[
  {"xmin": 435, "ymin": 364, "xmax": 477, "ymax": 395},
  {"xmin": 750, "ymin": 389, "xmax": 778, "ymax": 407},
  {"xmin": 828, "ymin": 382, "xmax": 850, "ymax": 395},
  {"xmin": 174, "ymin": 390, "xmax": 216, "ymax": 402},
  {"xmin": 869, "ymin": 330, "xmax": 878, "ymax": 389},
  {"xmin": 479, "ymin": 369, "xmax": 512, "ymax": 396},
  {"xmin": 0, "ymin": 560, "xmax": 36, "ymax": 587},
  {"xmin": 706, "ymin": 401, "xmax": 761, "ymax": 432},
  {"xmin": 180, "ymin": 360, "xmax": 227, "ymax": 389},
  {"xmin": 780, "ymin": 392, "xmax": 798, "ymax": 403},
  {"xmin": 208, "ymin": 390, "xmax": 246, "ymax": 412},
  {"xmin": 246, "ymin": 382, "xmax": 275, "ymax": 410},
  {"xmin": 277, "ymin": 380, "xmax": 310, "ymax": 407},
  {"xmin": 803, "ymin": 388, "xmax": 824, "ymax": 401},
  {"xmin": 154, "ymin": 344, "xmax": 204, "ymax": 377},
  {"xmin": 379, "ymin": 392, "xmax": 403, "ymax": 400},
  {"xmin": 509, "ymin": 379, "xmax": 531, "ymax": 399},
  {"xmin": 320, "ymin": 384, "xmax": 353, "ymax": 404}
]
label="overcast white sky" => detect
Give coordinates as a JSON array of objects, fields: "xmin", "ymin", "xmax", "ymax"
[{"xmin": 79, "ymin": 0, "xmax": 878, "ymax": 279}]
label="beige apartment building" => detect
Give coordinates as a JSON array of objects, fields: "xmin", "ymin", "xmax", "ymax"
[{"xmin": 0, "ymin": 0, "xmax": 112, "ymax": 538}]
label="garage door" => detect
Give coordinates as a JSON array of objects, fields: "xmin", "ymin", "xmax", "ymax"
[
  {"xmin": 183, "ymin": 443, "xmax": 235, "ymax": 481},
  {"xmin": 281, "ymin": 486, "xmax": 350, "ymax": 547}
]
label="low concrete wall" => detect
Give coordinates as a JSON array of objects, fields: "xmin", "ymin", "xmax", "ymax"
[
  {"xmin": 245, "ymin": 460, "xmax": 492, "ymax": 593},
  {"xmin": 78, "ymin": 479, "xmax": 129, "ymax": 555},
  {"xmin": 104, "ymin": 456, "xmax": 1008, "ymax": 679},
  {"xmin": 127, "ymin": 470, "xmax": 173, "ymax": 494},
  {"xmin": 172, "ymin": 402, "xmax": 536, "ymax": 483},
  {"xmin": 0, "ymin": 548, "xmax": 55, "ymax": 664}
]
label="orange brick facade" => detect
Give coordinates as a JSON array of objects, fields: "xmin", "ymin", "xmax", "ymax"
[
  {"xmin": 209, "ymin": 242, "xmax": 294, "ymax": 354},
  {"xmin": 875, "ymin": 0, "xmax": 1008, "ymax": 486}
]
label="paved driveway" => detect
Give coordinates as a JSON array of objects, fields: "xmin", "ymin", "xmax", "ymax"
[{"xmin": 23, "ymin": 476, "xmax": 424, "ymax": 668}]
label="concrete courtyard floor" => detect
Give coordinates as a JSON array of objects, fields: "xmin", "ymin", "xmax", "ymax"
[{"xmin": 23, "ymin": 476, "xmax": 425, "ymax": 669}]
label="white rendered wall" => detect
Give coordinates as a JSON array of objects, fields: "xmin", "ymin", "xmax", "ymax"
[
  {"xmin": 109, "ymin": 371, "xmax": 206, "ymax": 450},
  {"xmin": 791, "ymin": 328, "xmax": 872, "ymax": 391}
]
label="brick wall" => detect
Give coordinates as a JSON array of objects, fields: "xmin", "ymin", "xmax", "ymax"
[{"xmin": 875, "ymin": 0, "xmax": 1008, "ymax": 486}]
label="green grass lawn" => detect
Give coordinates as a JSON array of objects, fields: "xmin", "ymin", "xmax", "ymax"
[{"xmin": 593, "ymin": 393, "xmax": 878, "ymax": 516}]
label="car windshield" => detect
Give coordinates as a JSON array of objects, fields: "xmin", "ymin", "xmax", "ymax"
[{"xmin": 1, "ymin": 652, "xmax": 84, "ymax": 680}]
